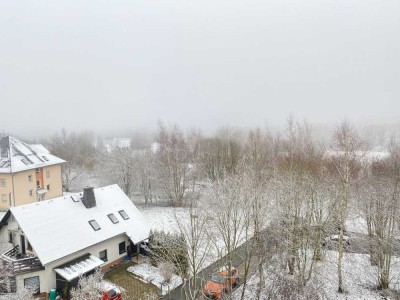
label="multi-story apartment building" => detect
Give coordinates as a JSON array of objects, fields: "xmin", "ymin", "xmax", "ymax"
[{"xmin": 0, "ymin": 136, "xmax": 65, "ymax": 211}]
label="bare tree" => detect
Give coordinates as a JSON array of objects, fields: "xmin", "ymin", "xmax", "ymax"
[
  {"xmin": 156, "ymin": 122, "xmax": 190, "ymax": 207},
  {"xmin": 175, "ymin": 207, "xmax": 211, "ymax": 300},
  {"xmin": 70, "ymin": 268, "xmax": 125, "ymax": 300},
  {"xmin": 48, "ymin": 129, "xmax": 97, "ymax": 192},
  {"xmin": 98, "ymin": 147, "xmax": 137, "ymax": 197},
  {"xmin": 359, "ymin": 141, "xmax": 400, "ymax": 289},
  {"xmin": 329, "ymin": 120, "xmax": 364, "ymax": 293},
  {"xmin": 136, "ymin": 150, "xmax": 156, "ymax": 204},
  {"xmin": 209, "ymin": 174, "xmax": 246, "ymax": 290}
]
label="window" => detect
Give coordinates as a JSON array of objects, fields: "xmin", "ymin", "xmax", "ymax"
[
  {"xmin": 99, "ymin": 250, "xmax": 107, "ymax": 262},
  {"xmin": 24, "ymin": 276, "xmax": 40, "ymax": 295},
  {"xmin": 0, "ymin": 178, "xmax": 5, "ymax": 187},
  {"xmin": 89, "ymin": 220, "xmax": 101, "ymax": 231},
  {"xmin": 29, "ymin": 190, "xmax": 33, "ymax": 197},
  {"xmin": 2, "ymin": 194, "xmax": 6, "ymax": 203},
  {"xmin": 108, "ymin": 213, "xmax": 119, "ymax": 224},
  {"xmin": 47, "ymin": 184, "xmax": 50, "ymax": 191},
  {"xmin": 28, "ymin": 175, "xmax": 32, "ymax": 182},
  {"xmin": 36, "ymin": 180, "xmax": 40, "ymax": 189},
  {"xmin": 118, "ymin": 210, "xmax": 129, "ymax": 220},
  {"xmin": 119, "ymin": 241, "xmax": 126, "ymax": 254},
  {"xmin": 35, "ymin": 168, "xmax": 40, "ymax": 174},
  {"xmin": 42, "ymin": 156, "xmax": 49, "ymax": 161},
  {"xmin": 46, "ymin": 170, "xmax": 50, "ymax": 178},
  {"xmin": 8, "ymin": 232, "xmax": 13, "ymax": 243}
]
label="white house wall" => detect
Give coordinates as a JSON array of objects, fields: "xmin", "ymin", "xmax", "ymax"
[
  {"xmin": 1, "ymin": 217, "xmax": 130, "ymax": 294},
  {"xmin": 42, "ymin": 234, "xmax": 130, "ymax": 294},
  {"xmin": 16, "ymin": 270, "xmax": 46, "ymax": 294}
]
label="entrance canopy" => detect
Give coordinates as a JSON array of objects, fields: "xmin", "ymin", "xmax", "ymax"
[{"xmin": 54, "ymin": 254, "xmax": 103, "ymax": 282}]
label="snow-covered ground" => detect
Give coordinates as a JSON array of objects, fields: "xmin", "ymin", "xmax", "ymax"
[
  {"xmin": 127, "ymin": 263, "xmax": 182, "ymax": 295},
  {"xmin": 139, "ymin": 206, "xmax": 185, "ymax": 234},
  {"xmin": 233, "ymin": 251, "xmax": 400, "ymax": 300},
  {"xmin": 346, "ymin": 214, "xmax": 368, "ymax": 235}
]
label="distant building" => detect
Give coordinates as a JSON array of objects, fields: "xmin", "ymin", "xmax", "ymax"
[
  {"xmin": 0, "ymin": 185, "xmax": 150, "ymax": 296},
  {"xmin": 0, "ymin": 136, "xmax": 65, "ymax": 211},
  {"xmin": 103, "ymin": 138, "xmax": 132, "ymax": 152}
]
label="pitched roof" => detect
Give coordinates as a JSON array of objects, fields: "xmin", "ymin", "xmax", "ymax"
[
  {"xmin": 10, "ymin": 184, "xmax": 150, "ymax": 265},
  {"xmin": 0, "ymin": 136, "xmax": 65, "ymax": 173}
]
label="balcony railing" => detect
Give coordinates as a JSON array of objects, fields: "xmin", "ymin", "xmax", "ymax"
[{"xmin": 1, "ymin": 245, "xmax": 44, "ymax": 274}]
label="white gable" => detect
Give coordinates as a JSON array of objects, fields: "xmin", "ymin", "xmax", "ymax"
[{"xmin": 10, "ymin": 185, "xmax": 150, "ymax": 265}]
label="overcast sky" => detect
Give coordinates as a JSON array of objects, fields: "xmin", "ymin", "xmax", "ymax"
[{"xmin": 0, "ymin": 0, "xmax": 399, "ymax": 137}]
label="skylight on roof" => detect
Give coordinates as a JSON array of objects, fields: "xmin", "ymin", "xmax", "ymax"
[
  {"xmin": 0, "ymin": 161, "xmax": 7, "ymax": 168},
  {"xmin": 71, "ymin": 195, "xmax": 79, "ymax": 202},
  {"xmin": 118, "ymin": 210, "xmax": 129, "ymax": 220},
  {"xmin": 42, "ymin": 156, "xmax": 49, "ymax": 161},
  {"xmin": 108, "ymin": 213, "xmax": 119, "ymax": 224},
  {"xmin": 89, "ymin": 220, "xmax": 101, "ymax": 231},
  {"xmin": 21, "ymin": 159, "xmax": 29, "ymax": 165}
]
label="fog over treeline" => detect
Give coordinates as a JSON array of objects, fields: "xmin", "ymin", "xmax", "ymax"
[{"xmin": 2, "ymin": 119, "xmax": 400, "ymax": 151}]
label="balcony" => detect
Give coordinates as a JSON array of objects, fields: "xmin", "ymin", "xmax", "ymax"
[{"xmin": 1, "ymin": 245, "xmax": 44, "ymax": 274}]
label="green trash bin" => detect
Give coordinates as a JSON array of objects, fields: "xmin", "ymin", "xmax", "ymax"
[{"xmin": 49, "ymin": 288, "xmax": 57, "ymax": 300}]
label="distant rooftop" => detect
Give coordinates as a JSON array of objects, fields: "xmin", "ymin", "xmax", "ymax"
[{"xmin": 0, "ymin": 136, "xmax": 65, "ymax": 174}]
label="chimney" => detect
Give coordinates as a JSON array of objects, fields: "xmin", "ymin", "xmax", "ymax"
[{"xmin": 82, "ymin": 187, "xmax": 96, "ymax": 208}]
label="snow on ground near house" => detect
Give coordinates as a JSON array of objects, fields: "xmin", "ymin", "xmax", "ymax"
[
  {"xmin": 233, "ymin": 251, "xmax": 400, "ymax": 300},
  {"xmin": 127, "ymin": 263, "xmax": 182, "ymax": 295},
  {"xmin": 139, "ymin": 206, "xmax": 185, "ymax": 234},
  {"xmin": 139, "ymin": 205, "xmax": 250, "ymax": 271},
  {"xmin": 139, "ymin": 206, "xmax": 218, "ymax": 269}
]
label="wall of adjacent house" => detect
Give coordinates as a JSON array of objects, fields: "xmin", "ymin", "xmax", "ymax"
[
  {"xmin": 0, "ymin": 173, "xmax": 12, "ymax": 211},
  {"xmin": 42, "ymin": 164, "xmax": 63, "ymax": 200}
]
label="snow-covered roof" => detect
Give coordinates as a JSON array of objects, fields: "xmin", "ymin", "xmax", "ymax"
[
  {"xmin": 0, "ymin": 136, "xmax": 65, "ymax": 173},
  {"xmin": 10, "ymin": 184, "xmax": 150, "ymax": 265},
  {"xmin": 54, "ymin": 254, "xmax": 104, "ymax": 281}
]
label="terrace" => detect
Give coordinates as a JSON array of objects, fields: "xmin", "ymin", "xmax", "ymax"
[{"xmin": 1, "ymin": 245, "xmax": 44, "ymax": 274}]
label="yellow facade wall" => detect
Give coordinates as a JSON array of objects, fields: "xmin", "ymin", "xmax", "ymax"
[
  {"xmin": 13, "ymin": 169, "xmax": 37, "ymax": 207},
  {"xmin": 0, "ymin": 173, "xmax": 13, "ymax": 211},
  {"xmin": 42, "ymin": 164, "xmax": 63, "ymax": 200},
  {"xmin": 0, "ymin": 164, "xmax": 63, "ymax": 210}
]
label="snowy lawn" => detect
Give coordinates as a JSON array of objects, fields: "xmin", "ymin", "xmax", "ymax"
[
  {"xmin": 139, "ymin": 206, "xmax": 186, "ymax": 234},
  {"xmin": 127, "ymin": 263, "xmax": 182, "ymax": 295},
  {"xmin": 232, "ymin": 250, "xmax": 400, "ymax": 300}
]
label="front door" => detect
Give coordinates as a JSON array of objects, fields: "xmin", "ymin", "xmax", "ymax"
[{"xmin": 20, "ymin": 235, "xmax": 26, "ymax": 255}]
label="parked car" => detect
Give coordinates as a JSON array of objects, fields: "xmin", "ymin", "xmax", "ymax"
[
  {"xmin": 322, "ymin": 234, "xmax": 350, "ymax": 250},
  {"xmin": 203, "ymin": 267, "xmax": 239, "ymax": 298},
  {"xmin": 99, "ymin": 287, "xmax": 122, "ymax": 300}
]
